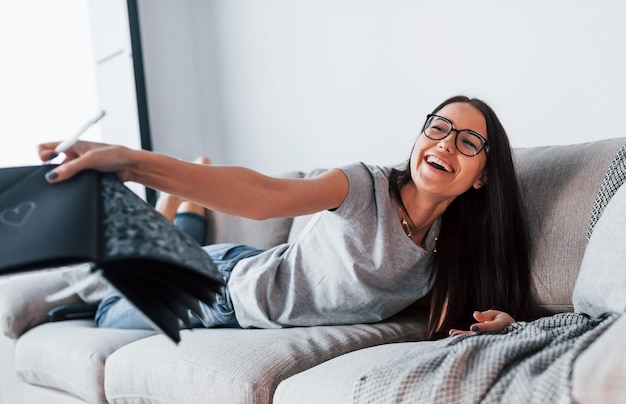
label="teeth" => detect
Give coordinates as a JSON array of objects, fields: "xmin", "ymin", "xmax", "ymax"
[{"xmin": 426, "ymin": 156, "xmax": 453, "ymax": 173}]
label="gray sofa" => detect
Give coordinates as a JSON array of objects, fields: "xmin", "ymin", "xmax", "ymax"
[{"xmin": 2, "ymin": 138, "xmax": 626, "ymax": 403}]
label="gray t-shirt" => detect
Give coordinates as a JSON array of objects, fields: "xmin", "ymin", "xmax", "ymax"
[{"xmin": 228, "ymin": 162, "xmax": 439, "ymax": 329}]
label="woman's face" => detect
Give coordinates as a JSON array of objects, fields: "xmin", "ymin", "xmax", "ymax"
[{"xmin": 410, "ymin": 102, "xmax": 488, "ymax": 201}]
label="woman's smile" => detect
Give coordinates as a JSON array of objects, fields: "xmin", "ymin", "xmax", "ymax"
[{"xmin": 424, "ymin": 153, "xmax": 455, "ymax": 174}]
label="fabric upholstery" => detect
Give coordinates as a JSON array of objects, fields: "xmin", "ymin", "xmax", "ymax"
[
  {"xmin": 207, "ymin": 213, "xmax": 294, "ymax": 249},
  {"xmin": 274, "ymin": 341, "xmax": 433, "ymax": 404},
  {"xmin": 22, "ymin": 383, "xmax": 90, "ymax": 404},
  {"xmin": 573, "ymin": 182, "xmax": 626, "ymax": 317},
  {"xmin": 104, "ymin": 310, "xmax": 427, "ymax": 404},
  {"xmin": 204, "ymin": 171, "xmax": 305, "ymax": 249},
  {"xmin": 15, "ymin": 320, "xmax": 156, "ymax": 404},
  {"xmin": 513, "ymin": 138, "xmax": 626, "ymax": 313},
  {"xmin": 0, "ymin": 333, "xmax": 20, "ymax": 403}
]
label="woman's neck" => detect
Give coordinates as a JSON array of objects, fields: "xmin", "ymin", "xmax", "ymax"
[{"xmin": 398, "ymin": 183, "xmax": 449, "ymax": 245}]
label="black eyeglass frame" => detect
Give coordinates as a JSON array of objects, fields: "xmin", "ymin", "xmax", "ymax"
[{"xmin": 421, "ymin": 114, "xmax": 491, "ymax": 157}]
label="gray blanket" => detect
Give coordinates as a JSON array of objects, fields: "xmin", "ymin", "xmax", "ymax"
[{"xmin": 352, "ymin": 312, "xmax": 618, "ymax": 404}]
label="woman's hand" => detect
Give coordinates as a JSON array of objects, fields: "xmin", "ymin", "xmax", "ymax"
[
  {"xmin": 38, "ymin": 140, "xmax": 139, "ymax": 183},
  {"xmin": 448, "ymin": 309, "xmax": 515, "ymax": 337}
]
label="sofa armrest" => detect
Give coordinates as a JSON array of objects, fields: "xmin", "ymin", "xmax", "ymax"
[
  {"xmin": 572, "ymin": 313, "xmax": 626, "ymax": 403},
  {"xmin": 0, "ymin": 269, "xmax": 81, "ymax": 339}
]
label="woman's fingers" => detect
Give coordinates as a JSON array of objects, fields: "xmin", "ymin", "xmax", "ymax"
[
  {"xmin": 448, "ymin": 310, "xmax": 516, "ymax": 337},
  {"xmin": 448, "ymin": 329, "xmax": 474, "ymax": 337},
  {"xmin": 41, "ymin": 141, "xmax": 134, "ymax": 183},
  {"xmin": 44, "ymin": 157, "xmax": 88, "ymax": 183},
  {"xmin": 470, "ymin": 310, "xmax": 515, "ymax": 333},
  {"xmin": 38, "ymin": 142, "xmax": 62, "ymax": 162}
]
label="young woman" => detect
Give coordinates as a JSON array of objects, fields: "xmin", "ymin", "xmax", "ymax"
[{"xmin": 39, "ymin": 95, "xmax": 532, "ymax": 339}]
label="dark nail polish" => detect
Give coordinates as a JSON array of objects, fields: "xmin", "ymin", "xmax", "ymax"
[
  {"xmin": 45, "ymin": 171, "xmax": 58, "ymax": 181},
  {"xmin": 48, "ymin": 153, "xmax": 58, "ymax": 160},
  {"xmin": 470, "ymin": 325, "xmax": 479, "ymax": 332}
]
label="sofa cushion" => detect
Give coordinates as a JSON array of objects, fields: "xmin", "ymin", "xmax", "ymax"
[
  {"xmin": 15, "ymin": 320, "xmax": 156, "ymax": 404},
  {"xmin": 104, "ymin": 309, "xmax": 427, "ymax": 404},
  {"xmin": 274, "ymin": 341, "xmax": 435, "ymax": 404},
  {"xmin": 22, "ymin": 383, "xmax": 92, "ymax": 404},
  {"xmin": 572, "ymin": 182, "xmax": 626, "ymax": 317},
  {"xmin": 513, "ymin": 138, "xmax": 626, "ymax": 313}
]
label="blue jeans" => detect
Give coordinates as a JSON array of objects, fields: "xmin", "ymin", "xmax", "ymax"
[
  {"xmin": 95, "ymin": 213, "xmax": 264, "ymax": 330},
  {"xmin": 173, "ymin": 212, "xmax": 206, "ymax": 245}
]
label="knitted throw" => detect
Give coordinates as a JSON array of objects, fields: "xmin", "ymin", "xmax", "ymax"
[{"xmin": 352, "ymin": 312, "xmax": 618, "ymax": 404}]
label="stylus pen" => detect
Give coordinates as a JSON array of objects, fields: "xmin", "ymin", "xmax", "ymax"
[{"xmin": 53, "ymin": 110, "xmax": 106, "ymax": 154}]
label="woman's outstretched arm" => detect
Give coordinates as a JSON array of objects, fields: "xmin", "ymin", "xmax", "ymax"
[{"xmin": 39, "ymin": 140, "xmax": 349, "ymax": 220}]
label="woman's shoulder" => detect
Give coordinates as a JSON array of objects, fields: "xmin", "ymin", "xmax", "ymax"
[
  {"xmin": 331, "ymin": 163, "xmax": 396, "ymax": 213},
  {"xmin": 338, "ymin": 162, "xmax": 394, "ymax": 181}
]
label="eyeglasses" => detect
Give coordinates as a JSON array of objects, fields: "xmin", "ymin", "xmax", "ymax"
[{"xmin": 421, "ymin": 114, "xmax": 490, "ymax": 157}]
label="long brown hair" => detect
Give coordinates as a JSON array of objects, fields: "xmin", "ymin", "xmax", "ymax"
[{"xmin": 389, "ymin": 96, "xmax": 532, "ymax": 339}]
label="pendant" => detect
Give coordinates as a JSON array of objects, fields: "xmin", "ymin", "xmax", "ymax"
[{"xmin": 401, "ymin": 218, "xmax": 413, "ymax": 237}]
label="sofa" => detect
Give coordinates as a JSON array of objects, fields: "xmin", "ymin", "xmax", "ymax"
[{"xmin": 1, "ymin": 137, "xmax": 626, "ymax": 403}]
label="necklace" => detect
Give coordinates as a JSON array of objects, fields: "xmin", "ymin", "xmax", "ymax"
[
  {"xmin": 398, "ymin": 205, "xmax": 415, "ymax": 238},
  {"xmin": 396, "ymin": 193, "xmax": 418, "ymax": 237},
  {"xmin": 396, "ymin": 197, "xmax": 438, "ymax": 254}
]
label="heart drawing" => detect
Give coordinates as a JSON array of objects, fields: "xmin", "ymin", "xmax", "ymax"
[{"xmin": 1, "ymin": 202, "xmax": 36, "ymax": 227}]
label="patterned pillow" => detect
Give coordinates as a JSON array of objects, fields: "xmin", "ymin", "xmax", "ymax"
[
  {"xmin": 0, "ymin": 268, "xmax": 81, "ymax": 339},
  {"xmin": 587, "ymin": 144, "xmax": 626, "ymax": 240}
]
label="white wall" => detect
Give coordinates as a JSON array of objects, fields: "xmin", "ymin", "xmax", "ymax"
[
  {"xmin": 87, "ymin": 0, "xmax": 142, "ymax": 153},
  {"xmin": 0, "ymin": 0, "xmax": 101, "ymax": 167},
  {"xmin": 138, "ymin": 0, "xmax": 626, "ymax": 175},
  {"xmin": 136, "ymin": 1, "xmax": 226, "ymax": 163}
]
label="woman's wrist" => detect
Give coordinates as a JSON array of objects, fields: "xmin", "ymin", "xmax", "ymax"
[{"xmin": 126, "ymin": 149, "xmax": 182, "ymax": 193}]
